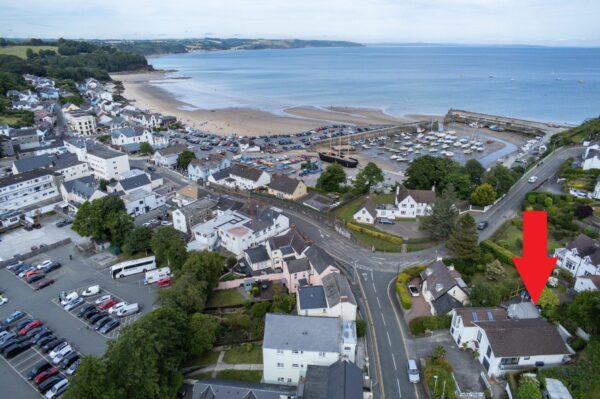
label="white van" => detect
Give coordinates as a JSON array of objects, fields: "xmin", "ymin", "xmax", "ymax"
[
  {"xmin": 60, "ymin": 292, "xmax": 78, "ymax": 306},
  {"xmin": 407, "ymin": 359, "xmax": 420, "ymax": 384},
  {"xmin": 116, "ymin": 303, "xmax": 139, "ymax": 317},
  {"xmin": 144, "ymin": 267, "xmax": 171, "ymax": 285}
]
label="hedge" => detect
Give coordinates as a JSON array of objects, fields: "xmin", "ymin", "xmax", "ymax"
[
  {"xmin": 347, "ymin": 222, "xmax": 403, "ymax": 244},
  {"xmin": 480, "ymin": 240, "xmax": 517, "ymax": 265},
  {"xmin": 395, "ymin": 279, "xmax": 412, "ymax": 309},
  {"xmin": 395, "ymin": 265, "xmax": 427, "ymax": 310},
  {"xmin": 409, "ymin": 315, "xmax": 452, "ymax": 336}
]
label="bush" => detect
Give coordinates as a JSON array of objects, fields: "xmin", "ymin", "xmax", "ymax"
[
  {"xmin": 395, "ymin": 279, "xmax": 412, "ymax": 309},
  {"xmin": 516, "ymin": 377, "xmax": 542, "ymax": 399},
  {"xmin": 347, "ymin": 222, "xmax": 403, "ymax": 244},
  {"xmin": 250, "ymin": 301, "xmax": 270, "ymax": 319},
  {"xmin": 356, "ymin": 319, "xmax": 366, "ymax": 338},
  {"xmin": 409, "ymin": 315, "xmax": 452, "ymax": 336},
  {"xmin": 570, "ymin": 336, "xmax": 587, "ymax": 352},
  {"xmin": 583, "ymin": 227, "xmax": 599, "ymax": 239},
  {"xmin": 480, "ymin": 240, "xmax": 517, "ymax": 264}
]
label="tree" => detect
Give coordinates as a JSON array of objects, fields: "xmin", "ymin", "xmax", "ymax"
[
  {"xmin": 574, "ymin": 205, "xmax": 593, "ymax": 219},
  {"xmin": 445, "ymin": 171, "xmax": 471, "ymax": 199},
  {"xmin": 538, "ymin": 287, "xmax": 559, "ymax": 312},
  {"xmin": 470, "ymin": 282, "xmax": 502, "ymax": 306},
  {"xmin": 484, "ymin": 165, "xmax": 517, "ymax": 196},
  {"xmin": 72, "ymin": 196, "xmax": 133, "ymax": 245},
  {"xmin": 465, "ymin": 159, "xmax": 486, "ymax": 186},
  {"xmin": 270, "ymin": 285, "xmax": 296, "ymax": 313},
  {"xmin": 151, "ymin": 227, "xmax": 187, "ymax": 271},
  {"xmin": 420, "ymin": 185, "xmax": 458, "ymax": 241},
  {"xmin": 64, "ymin": 356, "xmax": 114, "ymax": 399},
  {"xmin": 122, "ymin": 226, "xmax": 153, "ymax": 256},
  {"xmin": 352, "ymin": 162, "xmax": 384, "ymax": 194},
  {"xmin": 471, "ymin": 183, "xmax": 497, "ymax": 206},
  {"xmin": 159, "ymin": 273, "xmax": 208, "ymax": 314},
  {"xmin": 188, "ymin": 313, "xmax": 219, "ymax": 357},
  {"xmin": 181, "ymin": 251, "xmax": 224, "ymax": 294},
  {"xmin": 139, "ymin": 142, "xmax": 153, "ymax": 155},
  {"xmin": 429, "ymin": 345, "xmax": 447, "ymax": 363},
  {"xmin": 106, "ymin": 210, "xmax": 134, "ymax": 247},
  {"xmin": 484, "ymin": 260, "xmax": 505, "ymax": 281},
  {"xmin": 565, "ymin": 291, "xmax": 600, "ymax": 335},
  {"xmin": 176, "ymin": 150, "xmax": 195, "ymax": 169},
  {"xmin": 447, "ymin": 214, "xmax": 480, "ymax": 261},
  {"xmin": 316, "ymin": 163, "xmax": 346, "ymax": 192}
]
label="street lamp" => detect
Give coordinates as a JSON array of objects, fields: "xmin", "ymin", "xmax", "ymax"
[{"xmin": 433, "ymin": 375, "xmax": 438, "ymax": 397}]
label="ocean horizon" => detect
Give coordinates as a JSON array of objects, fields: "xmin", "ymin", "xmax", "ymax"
[{"xmin": 149, "ymin": 45, "xmax": 600, "ymax": 124}]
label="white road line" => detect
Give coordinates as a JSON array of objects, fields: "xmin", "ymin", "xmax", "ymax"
[
  {"xmin": 397, "ymin": 378, "xmax": 402, "ymax": 398},
  {"xmin": 370, "ymin": 271, "xmax": 374, "ymax": 281},
  {"xmin": 392, "ymin": 353, "xmax": 398, "ymax": 371},
  {"xmin": 386, "ymin": 331, "xmax": 392, "ymax": 346},
  {"xmin": 381, "ymin": 314, "xmax": 386, "ymax": 327},
  {"xmin": 376, "ymin": 297, "xmax": 382, "ymax": 309},
  {"xmin": 372, "ymin": 283, "xmax": 377, "ymax": 293}
]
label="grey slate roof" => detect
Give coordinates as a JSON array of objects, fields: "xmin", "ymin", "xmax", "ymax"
[
  {"xmin": 241, "ymin": 207, "xmax": 281, "ymax": 232},
  {"xmin": 119, "ymin": 174, "xmax": 150, "ymax": 191},
  {"xmin": 62, "ymin": 175, "xmax": 98, "ymax": 200},
  {"xmin": 0, "ymin": 169, "xmax": 56, "ymax": 189},
  {"xmin": 245, "ymin": 245, "xmax": 270, "ymax": 264},
  {"xmin": 268, "ymin": 174, "xmax": 302, "ymax": 195},
  {"xmin": 396, "ymin": 184, "xmax": 435, "ymax": 204},
  {"xmin": 230, "ymin": 163, "xmax": 265, "ymax": 182},
  {"xmin": 287, "ymin": 258, "xmax": 311, "ymax": 274},
  {"xmin": 156, "ymin": 144, "xmax": 187, "ymax": 156},
  {"xmin": 566, "ymin": 234, "xmax": 600, "ymax": 265},
  {"xmin": 420, "ymin": 260, "xmax": 465, "ymax": 301},
  {"xmin": 303, "ymin": 360, "xmax": 363, "ymax": 399},
  {"xmin": 305, "ymin": 246, "xmax": 337, "ymax": 275},
  {"xmin": 263, "ymin": 313, "xmax": 340, "ymax": 353},
  {"xmin": 87, "ymin": 144, "xmax": 124, "ymax": 159},
  {"xmin": 454, "ymin": 307, "xmax": 508, "ymax": 327},
  {"xmin": 432, "ymin": 293, "xmax": 463, "ymax": 315},
  {"xmin": 322, "ymin": 272, "xmax": 356, "ymax": 307},
  {"xmin": 213, "ymin": 196, "xmax": 244, "ymax": 213},
  {"xmin": 268, "ymin": 228, "xmax": 309, "ymax": 256},
  {"xmin": 475, "ymin": 318, "xmax": 570, "ymax": 358},
  {"xmin": 211, "ymin": 168, "xmax": 231, "ymax": 181},
  {"xmin": 13, "ymin": 153, "xmax": 80, "ymax": 173},
  {"xmin": 298, "ymin": 285, "xmax": 328, "ymax": 310},
  {"xmin": 193, "ymin": 379, "xmax": 297, "ymax": 399}
]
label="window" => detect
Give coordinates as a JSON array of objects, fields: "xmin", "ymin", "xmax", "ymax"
[
  {"xmin": 500, "ymin": 357, "xmax": 519, "ymax": 366},
  {"xmin": 486, "ymin": 346, "xmax": 492, "ymax": 358},
  {"xmin": 292, "ymin": 364, "xmax": 299, "ymax": 368},
  {"xmin": 277, "ymin": 362, "xmax": 284, "ymax": 368},
  {"xmin": 523, "ymin": 356, "xmax": 530, "ymax": 361},
  {"xmin": 318, "ymin": 352, "xmax": 326, "ymax": 357},
  {"xmin": 477, "ymin": 330, "xmax": 482, "ymax": 343},
  {"xmin": 278, "ymin": 377, "xmax": 285, "ymax": 382},
  {"xmin": 292, "ymin": 350, "xmax": 299, "ymax": 354}
]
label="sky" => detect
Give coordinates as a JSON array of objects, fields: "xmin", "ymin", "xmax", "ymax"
[{"xmin": 1, "ymin": 0, "xmax": 600, "ymax": 46}]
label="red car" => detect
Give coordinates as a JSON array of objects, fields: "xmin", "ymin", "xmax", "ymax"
[
  {"xmin": 34, "ymin": 367, "xmax": 58, "ymax": 385},
  {"xmin": 25, "ymin": 269, "xmax": 43, "ymax": 279},
  {"xmin": 19, "ymin": 320, "xmax": 42, "ymax": 335},
  {"xmin": 33, "ymin": 278, "xmax": 54, "ymax": 290},
  {"xmin": 157, "ymin": 277, "xmax": 171, "ymax": 288},
  {"xmin": 98, "ymin": 298, "xmax": 118, "ymax": 310}
]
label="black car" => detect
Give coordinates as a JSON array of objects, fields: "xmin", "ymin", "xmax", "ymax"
[
  {"xmin": 477, "ymin": 221, "xmax": 489, "ymax": 231},
  {"xmin": 27, "ymin": 361, "xmax": 52, "ymax": 380},
  {"xmin": 15, "ymin": 318, "xmax": 32, "ymax": 330},
  {"xmin": 83, "ymin": 308, "xmax": 100, "ymax": 320},
  {"xmin": 26, "ymin": 273, "xmax": 46, "ymax": 284},
  {"xmin": 0, "ymin": 337, "xmax": 25, "ymax": 352},
  {"xmin": 88, "ymin": 312, "xmax": 108, "ymax": 324},
  {"xmin": 42, "ymin": 338, "xmax": 65, "ymax": 353},
  {"xmin": 4, "ymin": 340, "xmax": 32, "ymax": 358},
  {"xmin": 38, "ymin": 375, "xmax": 62, "ymax": 394},
  {"xmin": 94, "ymin": 316, "xmax": 112, "ymax": 330},
  {"xmin": 100, "ymin": 319, "xmax": 120, "ymax": 334},
  {"xmin": 25, "ymin": 326, "xmax": 44, "ymax": 339},
  {"xmin": 31, "ymin": 328, "xmax": 52, "ymax": 342},
  {"xmin": 12, "ymin": 263, "xmax": 32, "ymax": 275},
  {"xmin": 78, "ymin": 304, "xmax": 96, "ymax": 318},
  {"xmin": 60, "ymin": 352, "xmax": 80, "ymax": 369},
  {"xmin": 44, "ymin": 262, "xmax": 62, "ymax": 273},
  {"xmin": 55, "ymin": 220, "xmax": 72, "ymax": 228},
  {"xmin": 36, "ymin": 335, "xmax": 56, "ymax": 347}
]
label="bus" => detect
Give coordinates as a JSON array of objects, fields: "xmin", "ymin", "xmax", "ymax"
[
  {"xmin": 110, "ymin": 256, "xmax": 156, "ymax": 279},
  {"xmin": 144, "ymin": 267, "xmax": 171, "ymax": 285}
]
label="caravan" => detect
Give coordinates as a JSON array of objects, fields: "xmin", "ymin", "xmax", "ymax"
[{"xmin": 144, "ymin": 267, "xmax": 171, "ymax": 285}]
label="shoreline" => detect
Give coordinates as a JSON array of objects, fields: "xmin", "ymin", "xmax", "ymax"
[{"xmin": 112, "ymin": 71, "xmax": 433, "ymax": 136}]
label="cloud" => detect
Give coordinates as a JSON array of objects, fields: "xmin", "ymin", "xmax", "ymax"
[{"xmin": 1, "ymin": 0, "xmax": 599, "ymax": 45}]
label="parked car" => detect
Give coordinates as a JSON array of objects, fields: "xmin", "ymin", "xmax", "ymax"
[
  {"xmin": 66, "ymin": 359, "xmax": 80, "ymax": 376},
  {"xmin": 36, "ymin": 335, "xmax": 56, "ymax": 348},
  {"xmin": 116, "ymin": 303, "xmax": 139, "ymax": 317},
  {"xmin": 18, "ymin": 266, "xmax": 36, "ymax": 278},
  {"xmin": 27, "ymin": 361, "xmax": 52, "ymax": 380},
  {"xmin": 31, "ymin": 328, "xmax": 52, "ymax": 342},
  {"xmin": 34, "ymin": 278, "xmax": 55, "ymax": 290},
  {"xmin": 60, "ymin": 352, "xmax": 80, "ymax": 370},
  {"xmin": 12, "ymin": 263, "xmax": 32, "ymax": 274},
  {"xmin": 19, "ymin": 320, "xmax": 42, "ymax": 335},
  {"xmin": 25, "ymin": 326, "xmax": 46, "ymax": 339},
  {"xmin": 88, "ymin": 312, "xmax": 108, "ymax": 324},
  {"xmin": 43, "ymin": 262, "xmax": 62, "ymax": 273},
  {"xmin": 94, "ymin": 316, "xmax": 113, "ymax": 330},
  {"xmin": 157, "ymin": 277, "xmax": 172, "ymax": 288},
  {"xmin": 78, "ymin": 304, "xmax": 96, "ymax": 317},
  {"xmin": 36, "ymin": 260, "xmax": 53, "ymax": 270},
  {"xmin": 0, "ymin": 331, "xmax": 16, "ymax": 346},
  {"xmin": 55, "ymin": 220, "xmax": 72, "ymax": 228},
  {"xmin": 42, "ymin": 339, "xmax": 65, "ymax": 354},
  {"xmin": 24, "ymin": 269, "xmax": 44, "ymax": 279},
  {"xmin": 378, "ymin": 218, "xmax": 396, "ymax": 225},
  {"xmin": 0, "ymin": 337, "xmax": 25, "ymax": 352},
  {"xmin": 15, "ymin": 318, "xmax": 33, "ymax": 330},
  {"xmin": 528, "ymin": 175, "xmax": 538, "ymax": 183},
  {"xmin": 407, "ymin": 359, "xmax": 420, "ymax": 383},
  {"xmin": 0, "ymin": 295, "xmax": 7, "ymax": 306},
  {"xmin": 45, "ymin": 378, "xmax": 69, "ymax": 398},
  {"xmin": 407, "ymin": 285, "xmax": 420, "ymax": 297},
  {"xmin": 60, "ymin": 291, "xmax": 78, "ymax": 306},
  {"xmin": 49, "ymin": 342, "xmax": 69, "ymax": 359},
  {"xmin": 81, "ymin": 285, "xmax": 100, "ymax": 297},
  {"xmin": 94, "ymin": 294, "xmax": 111, "ymax": 305},
  {"xmin": 37, "ymin": 376, "xmax": 62, "ymax": 394},
  {"xmin": 4, "ymin": 310, "xmax": 25, "ymax": 324},
  {"xmin": 27, "ymin": 273, "xmax": 46, "ymax": 284},
  {"xmin": 51, "ymin": 346, "xmax": 73, "ymax": 365},
  {"xmin": 98, "ymin": 298, "xmax": 118, "ymax": 310},
  {"xmin": 83, "ymin": 308, "xmax": 100, "ymax": 320},
  {"xmin": 34, "ymin": 367, "xmax": 59, "ymax": 385},
  {"xmin": 476, "ymin": 221, "xmax": 489, "ymax": 231},
  {"xmin": 64, "ymin": 297, "xmax": 85, "ymax": 311},
  {"xmin": 4, "ymin": 340, "xmax": 33, "ymax": 358},
  {"xmin": 108, "ymin": 302, "xmax": 128, "ymax": 315},
  {"xmin": 100, "ymin": 319, "xmax": 120, "ymax": 334}
]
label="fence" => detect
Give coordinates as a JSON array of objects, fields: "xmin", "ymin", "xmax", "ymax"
[{"xmin": 0, "ymin": 238, "xmax": 72, "ymax": 268}]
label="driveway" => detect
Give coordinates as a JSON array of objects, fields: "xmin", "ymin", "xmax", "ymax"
[{"xmin": 378, "ymin": 220, "xmax": 428, "ymax": 240}]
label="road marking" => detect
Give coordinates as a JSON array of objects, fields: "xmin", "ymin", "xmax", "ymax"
[
  {"xmin": 381, "ymin": 314, "xmax": 386, "ymax": 327},
  {"xmin": 370, "ymin": 271, "xmax": 374, "ymax": 281},
  {"xmin": 376, "ymin": 297, "xmax": 382, "ymax": 309},
  {"xmin": 386, "ymin": 331, "xmax": 392, "ymax": 346},
  {"xmin": 392, "ymin": 353, "xmax": 398, "ymax": 371},
  {"xmin": 372, "ymin": 283, "xmax": 377, "ymax": 293},
  {"xmin": 397, "ymin": 378, "xmax": 403, "ymax": 398}
]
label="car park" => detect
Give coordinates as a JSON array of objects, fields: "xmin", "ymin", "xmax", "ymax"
[
  {"xmin": 33, "ymin": 278, "xmax": 55, "ymax": 290},
  {"xmin": 100, "ymin": 319, "xmax": 120, "ymax": 334},
  {"xmin": 27, "ymin": 361, "xmax": 52, "ymax": 380},
  {"xmin": 45, "ymin": 378, "xmax": 69, "ymax": 398}
]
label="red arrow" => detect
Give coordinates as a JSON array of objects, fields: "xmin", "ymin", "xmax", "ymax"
[{"xmin": 512, "ymin": 211, "xmax": 557, "ymax": 304}]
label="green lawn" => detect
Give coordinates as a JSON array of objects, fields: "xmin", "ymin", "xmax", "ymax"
[
  {"xmin": 334, "ymin": 193, "xmax": 395, "ymax": 222},
  {"xmin": 351, "ymin": 229, "xmax": 403, "ymax": 252},
  {"xmin": 183, "ymin": 350, "xmax": 221, "ymax": 368},
  {"xmin": 0, "ymin": 45, "xmax": 58, "ymax": 59},
  {"xmin": 492, "ymin": 219, "xmax": 562, "ymax": 257},
  {"xmin": 187, "ymin": 371, "xmax": 213, "ymax": 380},
  {"xmin": 223, "ymin": 344, "xmax": 263, "ymax": 364},
  {"xmin": 216, "ymin": 370, "xmax": 262, "ymax": 383},
  {"xmin": 207, "ymin": 289, "xmax": 245, "ymax": 308}
]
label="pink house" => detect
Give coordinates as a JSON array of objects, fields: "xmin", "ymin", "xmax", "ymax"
[{"xmin": 282, "ymin": 245, "xmax": 341, "ymax": 293}]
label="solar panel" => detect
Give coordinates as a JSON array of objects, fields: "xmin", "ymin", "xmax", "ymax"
[
  {"xmin": 487, "ymin": 311, "xmax": 494, "ymax": 321},
  {"xmin": 472, "ymin": 311, "xmax": 479, "ymax": 322}
]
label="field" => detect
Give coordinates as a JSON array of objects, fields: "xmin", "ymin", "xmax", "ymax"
[
  {"xmin": 206, "ymin": 288, "xmax": 245, "ymax": 308},
  {"xmin": 0, "ymin": 45, "xmax": 58, "ymax": 59},
  {"xmin": 222, "ymin": 344, "xmax": 263, "ymax": 364}
]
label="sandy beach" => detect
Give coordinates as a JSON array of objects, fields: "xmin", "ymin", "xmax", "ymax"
[{"xmin": 112, "ymin": 71, "xmax": 428, "ymax": 136}]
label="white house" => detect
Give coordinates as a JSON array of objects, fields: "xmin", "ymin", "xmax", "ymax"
[
  {"xmin": 172, "ymin": 197, "xmax": 216, "ymax": 234},
  {"xmin": 420, "ymin": 260, "xmax": 469, "ymax": 315},
  {"xmin": 153, "ymin": 145, "xmax": 187, "ymax": 168},
  {"xmin": 450, "ymin": 312, "xmax": 570, "ymax": 377},
  {"xmin": 592, "ymin": 176, "xmax": 600, "ymax": 200},
  {"xmin": 12, "ymin": 153, "xmax": 89, "ymax": 182},
  {"xmin": 67, "ymin": 111, "xmax": 97, "ymax": 136},
  {"xmin": 110, "ymin": 126, "xmax": 168, "ymax": 149},
  {"xmin": 297, "ymin": 272, "xmax": 357, "ymax": 321},
  {"xmin": 262, "ymin": 313, "xmax": 356, "ymax": 385},
  {"xmin": 208, "ymin": 163, "xmax": 271, "ymax": 190},
  {"xmin": 353, "ymin": 198, "xmax": 377, "ymax": 224},
  {"xmin": 187, "ymin": 154, "xmax": 231, "ymax": 182},
  {"xmin": 108, "ymin": 173, "xmax": 152, "ymax": 194},
  {"xmin": 582, "ymin": 144, "xmax": 600, "ymax": 171},
  {"xmin": 574, "ymin": 275, "xmax": 600, "ymax": 293},
  {"xmin": 122, "ymin": 189, "xmax": 165, "ymax": 217},
  {"xmin": 355, "ymin": 185, "xmax": 435, "ymax": 224},
  {"xmin": 0, "ymin": 170, "xmax": 62, "ymax": 213},
  {"xmin": 65, "ymin": 139, "xmax": 130, "ymax": 181},
  {"xmin": 554, "ymin": 234, "xmax": 600, "ymax": 277},
  {"xmin": 60, "ymin": 175, "xmax": 106, "ymax": 212}
]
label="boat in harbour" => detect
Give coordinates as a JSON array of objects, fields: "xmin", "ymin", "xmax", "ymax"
[{"xmin": 318, "ymin": 151, "xmax": 359, "ymax": 168}]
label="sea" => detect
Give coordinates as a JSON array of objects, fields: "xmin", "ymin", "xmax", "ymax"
[{"xmin": 149, "ymin": 45, "xmax": 600, "ymax": 124}]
